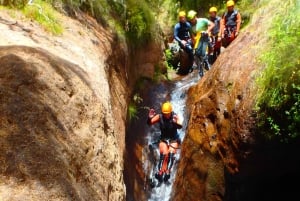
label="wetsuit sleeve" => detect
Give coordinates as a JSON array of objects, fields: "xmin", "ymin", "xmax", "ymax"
[
  {"xmin": 173, "ymin": 24, "xmax": 182, "ymax": 45},
  {"xmin": 147, "ymin": 114, "xmax": 160, "ymax": 125}
]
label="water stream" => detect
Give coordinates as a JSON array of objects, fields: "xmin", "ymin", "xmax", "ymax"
[
  {"xmin": 125, "ymin": 71, "xmax": 200, "ymax": 201},
  {"xmin": 146, "ymin": 73, "xmax": 198, "ymax": 201}
]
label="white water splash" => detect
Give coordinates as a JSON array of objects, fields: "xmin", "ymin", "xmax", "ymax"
[{"xmin": 145, "ymin": 72, "xmax": 199, "ymax": 201}]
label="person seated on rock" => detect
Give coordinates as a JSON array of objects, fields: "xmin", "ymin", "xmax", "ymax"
[
  {"xmin": 220, "ymin": 0, "xmax": 242, "ymax": 47},
  {"xmin": 173, "ymin": 11, "xmax": 194, "ymax": 72},
  {"xmin": 147, "ymin": 101, "xmax": 183, "ymax": 182},
  {"xmin": 187, "ymin": 10, "xmax": 215, "ymax": 71}
]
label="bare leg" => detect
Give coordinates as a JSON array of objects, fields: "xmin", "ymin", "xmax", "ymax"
[
  {"xmin": 155, "ymin": 141, "xmax": 169, "ymax": 182},
  {"xmin": 164, "ymin": 141, "xmax": 179, "ymax": 181}
]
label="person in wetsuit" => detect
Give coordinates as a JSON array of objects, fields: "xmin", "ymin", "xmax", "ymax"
[
  {"xmin": 147, "ymin": 101, "xmax": 183, "ymax": 182},
  {"xmin": 173, "ymin": 11, "xmax": 194, "ymax": 73},
  {"xmin": 220, "ymin": 0, "xmax": 242, "ymax": 47},
  {"xmin": 208, "ymin": 6, "xmax": 222, "ymax": 64}
]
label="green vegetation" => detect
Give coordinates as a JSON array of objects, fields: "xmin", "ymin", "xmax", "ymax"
[
  {"xmin": 125, "ymin": 0, "xmax": 155, "ymax": 47},
  {"xmin": 0, "ymin": 0, "xmax": 27, "ymax": 8},
  {"xmin": 178, "ymin": 0, "xmax": 255, "ymax": 27},
  {"xmin": 128, "ymin": 93, "xmax": 144, "ymax": 121},
  {"xmin": 165, "ymin": 49, "xmax": 174, "ymax": 68},
  {"xmin": 0, "ymin": 0, "xmax": 167, "ymax": 46},
  {"xmin": 255, "ymin": 0, "xmax": 300, "ymax": 142},
  {"xmin": 64, "ymin": 0, "xmax": 165, "ymax": 47},
  {"xmin": 22, "ymin": 0, "xmax": 63, "ymax": 35},
  {"xmin": 0, "ymin": 0, "xmax": 257, "ymax": 46},
  {"xmin": 233, "ymin": 0, "xmax": 257, "ymax": 26},
  {"xmin": 128, "ymin": 103, "xmax": 138, "ymax": 121},
  {"xmin": 152, "ymin": 63, "xmax": 170, "ymax": 82},
  {"xmin": 0, "ymin": 0, "xmax": 63, "ymax": 35},
  {"xmin": 179, "ymin": 0, "xmax": 224, "ymax": 15}
]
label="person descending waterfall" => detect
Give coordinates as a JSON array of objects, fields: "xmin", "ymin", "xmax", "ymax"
[
  {"xmin": 147, "ymin": 101, "xmax": 183, "ymax": 183},
  {"xmin": 220, "ymin": 0, "xmax": 242, "ymax": 47},
  {"xmin": 187, "ymin": 10, "xmax": 215, "ymax": 71}
]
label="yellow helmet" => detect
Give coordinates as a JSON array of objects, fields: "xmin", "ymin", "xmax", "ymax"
[
  {"xmin": 209, "ymin": 7, "xmax": 218, "ymax": 13},
  {"xmin": 178, "ymin": 11, "xmax": 186, "ymax": 17},
  {"xmin": 226, "ymin": 0, "xmax": 235, "ymax": 7},
  {"xmin": 161, "ymin": 102, "xmax": 173, "ymax": 114},
  {"xmin": 187, "ymin": 10, "xmax": 197, "ymax": 20}
]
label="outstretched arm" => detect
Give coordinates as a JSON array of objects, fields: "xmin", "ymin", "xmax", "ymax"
[
  {"xmin": 173, "ymin": 114, "xmax": 183, "ymax": 129},
  {"xmin": 147, "ymin": 109, "xmax": 160, "ymax": 125}
]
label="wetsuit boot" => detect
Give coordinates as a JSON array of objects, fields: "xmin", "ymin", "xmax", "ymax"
[
  {"xmin": 155, "ymin": 154, "xmax": 165, "ymax": 182},
  {"xmin": 164, "ymin": 152, "xmax": 175, "ymax": 182},
  {"xmin": 186, "ymin": 42, "xmax": 194, "ymax": 73},
  {"xmin": 204, "ymin": 55, "xmax": 211, "ymax": 70}
]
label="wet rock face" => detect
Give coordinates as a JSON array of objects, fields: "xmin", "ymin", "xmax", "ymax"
[
  {"xmin": 0, "ymin": 8, "xmax": 165, "ymax": 201},
  {"xmin": 172, "ymin": 1, "xmax": 300, "ymax": 199},
  {"xmin": 172, "ymin": 27, "xmax": 260, "ymax": 201},
  {"xmin": 0, "ymin": 9, "xmax": 133, "ymax": 200},
  {"xmin": 0, "ymin": 46, "xmax": 126, "ymax": 201}
]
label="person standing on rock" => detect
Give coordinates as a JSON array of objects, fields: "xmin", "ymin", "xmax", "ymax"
[
  {"xmin": 187, "ymin": 10, "xmax": 215, "ymax": 71},
  {"xmin": 147, "ymin": 101, "xmax": 183, "ymax": 183},
  {"xmin": 220, "ymin": 0, "xmax": 242, "ymax": 47},
  {"xmin": 208, "ymin": 6, "xmax": 222, "ymax": 64}
]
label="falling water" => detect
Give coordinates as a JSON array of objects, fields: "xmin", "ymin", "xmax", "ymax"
[{"xmin": 143, "ymin": 72, "xmax": 199, "ymax": 201}]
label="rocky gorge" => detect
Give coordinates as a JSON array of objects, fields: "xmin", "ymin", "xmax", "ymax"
[{"xmin": 0, "ymin": 1, "xmax": 299, "ymax": 201}]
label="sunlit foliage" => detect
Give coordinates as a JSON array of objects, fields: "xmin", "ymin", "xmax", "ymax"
[{"xmin": 256, "ymin": 0, "xmax": 300, "ymax": 142}]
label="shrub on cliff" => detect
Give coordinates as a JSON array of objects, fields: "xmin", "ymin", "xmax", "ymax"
[{"xmin": 256, "ymin": 0, "xmax": 300, "ymax": 143}]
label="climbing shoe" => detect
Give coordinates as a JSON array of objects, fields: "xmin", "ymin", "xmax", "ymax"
[
  {"xmin": 155, "ymin": 172, "xmax": 163, "ymax": 183},
  {"xmin": 149, "ymin": 178, "xmax": 156, "ymax": 188},
  {"xmin": 199, "ymin": 69, "xmax": 204, "ymax": 77},
  {"xmin": 204, "ymin": 60, "xmax": 211, "ymax": 70},
  {"xmin": 164, "ymin": 173, "xmax": 170, "ymax": 182}
]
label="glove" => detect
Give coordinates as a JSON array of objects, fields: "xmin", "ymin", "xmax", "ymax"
[
  {"xmin": 181, "ymin": 40, "xmax": 187, "ymax": 47},
  {"xmin": 148, "ymin": 108, "xmax": 156, "ymax": 119},
  {"xmin": 172, "ymin": 115, "xmax": 178, "ymax": 123}
]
